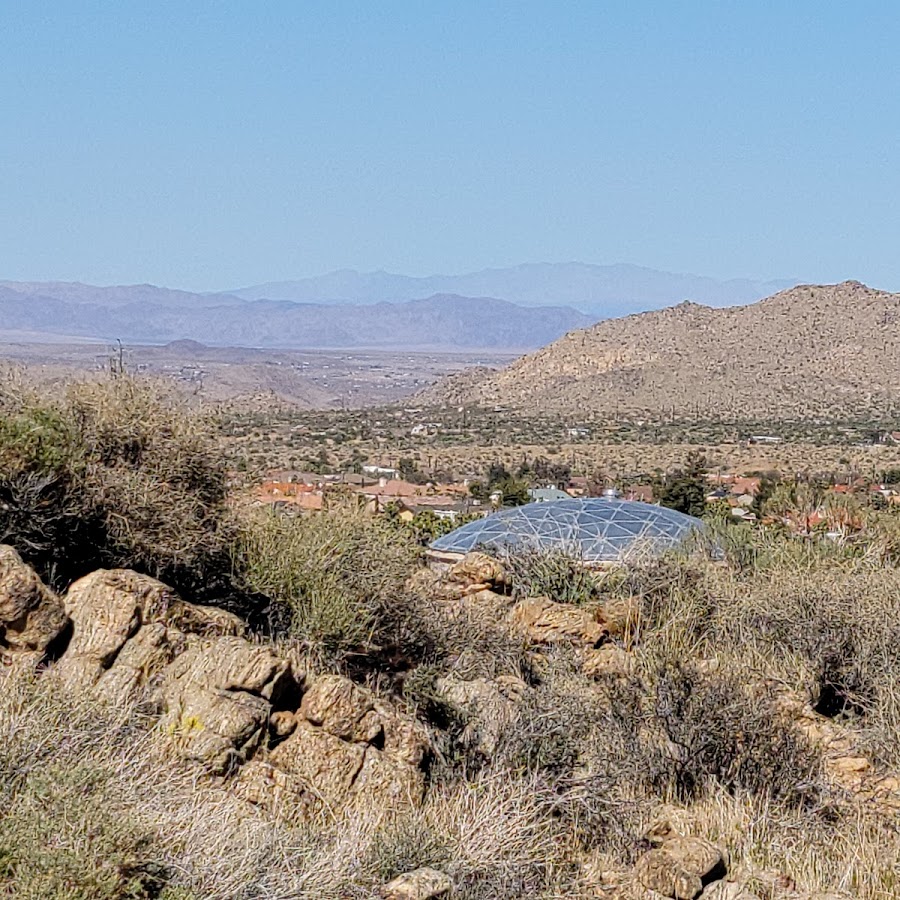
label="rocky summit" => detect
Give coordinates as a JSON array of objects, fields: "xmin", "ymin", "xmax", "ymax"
[{"xmin": 419, "ymin": 281, "xmax": 900, "ymax": 422}]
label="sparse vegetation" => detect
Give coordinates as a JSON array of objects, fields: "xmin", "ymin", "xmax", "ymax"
[
  {"xmin": 0, "ymin": 373, "xmax": 231, "ymax": 598},
  {"xmin": 3, "ymin": 373, "xmax": 900, "ymax": 898}
]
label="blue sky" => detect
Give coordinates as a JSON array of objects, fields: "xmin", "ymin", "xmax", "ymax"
[{"xmin": 2, "ymin": 1, "xmax": 899, "ymax": 291}]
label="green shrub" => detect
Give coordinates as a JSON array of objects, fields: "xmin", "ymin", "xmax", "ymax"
[
  {"xmin": 0, "ymin": 762, "xmax": 164, "ymax": 900},
  {"xmin": 502, "ymin": 547, "xmax": 601, "ymax": 606},
  {"xmin": 0, "ymin": 374, "xmax": 232, "ymax": 597},
  {"xmin": 235, "ymin": 503, "xmax": 421, "ymax": 666}
]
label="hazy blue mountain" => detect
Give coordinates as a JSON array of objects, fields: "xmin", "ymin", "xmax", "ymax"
[
  {"xmin": 230, "ymin": 262, "xmax": 798, "ymax": 315},
  {"xmin": 0, "ymin": 280, "xmax": 245, "ymax": 309},
  {"xmin": 0, "ymin": 284, "xmax": 592, "ymax": 350}
]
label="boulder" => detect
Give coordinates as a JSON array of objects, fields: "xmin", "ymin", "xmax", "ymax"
[
  {"xmin": 435, "ymin": 673, "xmax": 526, "ymax": 756},
  {"xmin": 260, "ymin": 674, "xmax": 430, "ymax": 813},
  {"xmin": 700, "ymin": 883, "xmax": 761, "ymax": 900},
  {"xmin": 232, "ymin": 759, "xmax": 316, "ymax": 820},
  {"xmin": 383, "ymin": 867, "xmax": 452, "ymax": 899},
  {"xmin": 94, "ymin": 622, "xmax": 185, "ymax": 703},
  {"xmin": 56, "ymin": 569, "xmax": 178, "ymax": 686},
  {"xmin": 56, "ymin": 569, "xmax": 261, "ymax": 699},
  {"xmin": 158, "ymin": 636, "xmax": 295, "ymax": 774},
  {"xmin": 0, "ymin": 544, "xmax": 68, "ymax": 653},
  {"xmin": 301, "ymin": 674, "xmax": 430, "ymax": 766},
  {"xmin": 634, "ymin": 837, "xmax": 726, "ymax": 899},
  {"xmin": 447, "ymin": 552, "xmax": 508, "ymax": 589},
  {"xmin": 598, "ymin": 595, "xmax": 641, "ymax": 640},
  {"xmin": 582, "ymin": 643, "xmax": 634, "ymax": 679},
  {"xmin": 509, "ymin": 596, "xmax": 607, "ymax": 647},
  {"xmin": 166, "ymin": 599, "xmax": 247, "ymax": 637},
  {"xmin": 265, "ymin": 720, "xmax": 425, "ymax": 811},
  {"xmin": 267, "ymin": 722, "xmax": 367, "ymax": 807}
]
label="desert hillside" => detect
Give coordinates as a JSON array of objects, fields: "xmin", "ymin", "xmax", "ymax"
[
  {"xmin": 419, "ymin": 281, "xmax": 900, "ymax": 421},
  {"xmin": 2, "ymin": 375, "xmax": 900, "ymax": 898}
]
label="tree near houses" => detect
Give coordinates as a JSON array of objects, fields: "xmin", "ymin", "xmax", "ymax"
[{"xmin": 657, "ymin": 451, "xmax": 708, "ymax": 518}]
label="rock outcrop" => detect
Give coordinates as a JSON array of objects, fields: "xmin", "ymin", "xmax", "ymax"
[
  {"xmin": 53, "ymin": 568, "xmax": 250, "ymax": 706},
  {"xmin": 249, "ymin": 673, "xmax": 431, "ymax": 813},
  {"xmin": 509, "ymin": 596, "xmax": 607, "ymax": 647},
  {"xmin": 633, "ymin": 836, "xmax": 725, "ymax": 899},
  {"xmin": 159, "ymin": 637, "xmax": 296, "ymax": 774},
  {"xmin": 435, "ymin": 673, "xmax": 526, "ymax": 756},
  {"xmin": 383, "ymin": 867, "xmax": 452, "ymax": 899},
  {"xmin": 55, "ymin": 569, "xmax": 181, "ymax": 689},
  {"xmin": 0, "ymin": 544, "xmax": 68, "ymax": 654},
  {"xmin": 447, "ymin": 551, "xmax": 508, "ymax": 591}
]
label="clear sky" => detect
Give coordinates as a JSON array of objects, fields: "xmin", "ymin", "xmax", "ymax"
[{"xmin": 2, "ymin": 1, "xmax": 899, "ymax": 292}]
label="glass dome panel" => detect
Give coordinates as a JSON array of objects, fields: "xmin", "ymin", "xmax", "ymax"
[{"xmin": 430, "ymin": 498, "xmax": 706, "ymax": 563}]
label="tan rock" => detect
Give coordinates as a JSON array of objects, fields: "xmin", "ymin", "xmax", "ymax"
[
  {"xmin": 300, "ymin": 674, "xmax": 430, "ymax": 766},
  {"xmin": 634, "ymin": 837, "xmax": 725, "ymax": 899},
  {"xmin": 57, "ymin": 569, "xmax": 178, "ymax": 685},
  {"xmin": 383, "ymin": 867, "xmax": 452, "ymax": 899},
  {"xmin": 435, "ymin": 673, "xmax": 526, "ymax": 756},
  {"xmin": 166, "ymin": 599, "xmax": 247, "ymax": 637},
  {"xmin": 270, "ymin": 709, "xmax": 298, "ymax": 737},
  {"xmin": 0, "ymin": 544, "xmax": 68, "ymax": 653},
  {"xmin": 158, "ymin": 637, "xmax": 295, "ymax": 773},
  {"xmin": 267, "ymin": 721, "xmax": 368, "ymax": 807},
  {"xmin": 582, "ymin": 643, "xmax": 634, "ymax": 679},
  {"xmin": 93, "ymin": 623, "xmax": 183, "ymax": 703},
  {"xmin": 300, "ymin": 673, "xmax": 383, "ymax": 742},
  {"xmin": 354, "ymin": 743, "xmax": 426, "ymax": 808},
  {"xmin": 599, "ymin": 595, "xmax": 641, "ymax": 640},
  {"xmin": 509, "ymin": 596, "xmax": 607, "ymax": 647},
  {"xmin": 466, "ymin": 587, "xmax": 512, "ymax": 609},
  {"xmin": 233, "ymin": 759, "xmax": 316, "ymax": 820},
  {"xmin": 700, "ymin": 883, "xmax": 761, "ymax": 900},
  {"xmin": 447, "ymin": 552, "xmax": 507, "ymax": 589},
  {"xmin": 269, "ymin": 683, "xmax": 428, "ymax": 813}
]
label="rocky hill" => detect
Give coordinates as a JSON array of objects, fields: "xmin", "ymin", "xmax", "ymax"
[{"xmin": 418, "ymin": 281, "xmax": 900, "ymax": 421}]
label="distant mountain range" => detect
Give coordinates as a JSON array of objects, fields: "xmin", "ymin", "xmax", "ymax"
[
  {"xmin": 0, "ymin": 263, "xmax": 799, "ymax": 351},
  {"xmin": 231, "ymin": 263, "xmax": 797, "ymax": 315},
  {"xmin": 417, "ymin": 281, "xmax": 900, "ymax": 422},
  {"xmin": 0, "ymin": 283, "xmax": 592, "ymax": 350}
]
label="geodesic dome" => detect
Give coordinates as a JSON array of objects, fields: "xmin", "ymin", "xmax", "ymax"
[{"xmin": 429, "ymin": 498, "xmax": 706, "ymax": 564}]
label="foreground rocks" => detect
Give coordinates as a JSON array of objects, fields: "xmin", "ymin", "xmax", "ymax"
[
  {"xmin": 0, "ymin": 544, "xmax": 68, "ymax": 654},
  {"xmin": 159, "ymin": 636, "xmax": 295, "ymax": 773},
  {"xmin": 248, "ymin": 673, "xmax": 431, "ymax": 813},
  {"xmin": 0, "ymin": 549, "xmax": 432, "ymax": 817},
  {"xmin": 634, "ymin": 836, "xmax": 725, "ymax": 899},
  {"xmin": 509, "ymin": 595, "xmax": 607, "ymax": 647}
]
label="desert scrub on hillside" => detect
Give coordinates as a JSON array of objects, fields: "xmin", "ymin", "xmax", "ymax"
[
  {"xmin": 501, "ymin": 546, "xmax": 602, "ymax": 605},
  {"xmin": 236, "ymin": 504, "xmax": 528, "ymax": 685},
  {"xmin": 0, "ymin": 671, "xmax": 182, "ymax": 900},
  {"xmin": 605, "ymin": 530, "xmax": 900, "ymax": 771},
  {"xmin": 0, "ymin": 373, "xmax": 231, "ymax": 596},
  {"xmin": 235, "ymin": 503, "xmax": 421, "ymax": 665},
  {"xmin": 0, "ymin": 667, "xmax": 573, "ymax": 899}
]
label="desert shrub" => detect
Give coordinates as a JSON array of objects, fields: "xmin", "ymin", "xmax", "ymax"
[
  {"xmin": 502, "ymin": 547, "xmax": 601, "ymax": 605},
  {"xmin": 491, "ymin": 646, "xmax": 821, "ymax": 866},
  {"xmin": 642, "ymin": 660, "xmax": 821, "ymax": 803},
  {"xmin": 239, "ymin": 505, "xmax": 529, "ymax": 683},
  {"xmin": 235, "ymin": 503, "xmax": 421, "ymax": 666},
  {"xmin": 0, "ymin": 761, "xmax": 165, "ymax": 900},
  {"xmin": 0, "ymin": 671, "xmax": 175, "ymax": 900},
  {"xmin": 0, "ymin": 374, "xmax": 232, "ymax": 598}
]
